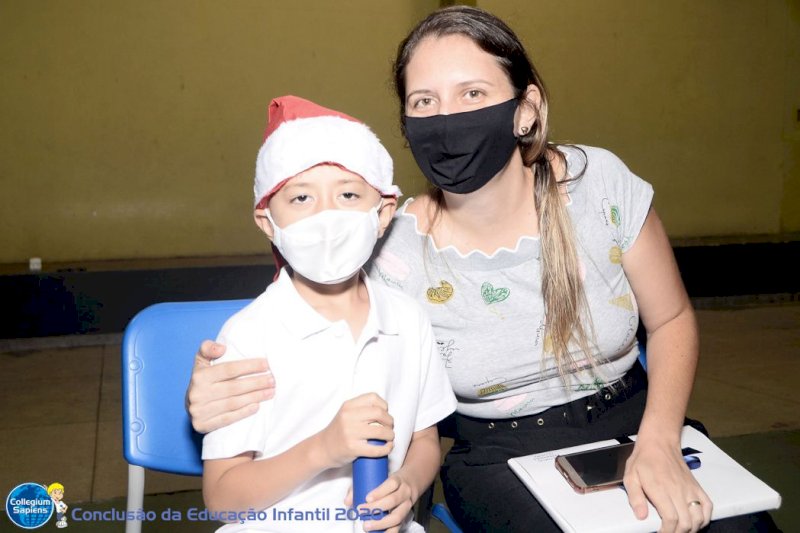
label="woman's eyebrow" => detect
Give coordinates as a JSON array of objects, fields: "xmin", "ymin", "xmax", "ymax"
[
  {"xmin": 405, "ymin": 88, "xmax": 435, "ymax": 102},
  {"xmin": 455, "ymin": 79, "xmax": 494, "ymax": 88}
]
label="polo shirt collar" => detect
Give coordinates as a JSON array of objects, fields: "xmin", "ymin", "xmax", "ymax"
[
  {"xmin": 273, "ymin": 267, "xmax": 399, "ymax": 339},
  {"xmin": 362, "ymin": 271, "xmax": 400, "ymax": 337}
]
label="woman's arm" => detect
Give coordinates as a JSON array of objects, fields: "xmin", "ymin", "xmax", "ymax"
[
  {"xmin": 621, "ymin": 207, "xmax": 713, "ymax": 533},
  {"xmin": 203, "ymin": 393, "xmax": 395, "ymax": 513},
  {"xmin": 624, "ymin": 207, "xmax": 697, "ymax": 448},
  {"xmin": 187, "ymin": 340, "xmax": 275, "ymax": 433}
]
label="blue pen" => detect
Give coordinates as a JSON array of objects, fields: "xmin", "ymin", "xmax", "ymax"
[{"xmin": 684, "ymin": 455, "xmax": 701, "ymax": 470}]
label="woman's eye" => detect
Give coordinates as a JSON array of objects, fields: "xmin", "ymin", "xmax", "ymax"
[
  {"xmin": 413, "ymin": 97, "xmax": 433, "ymax": 109},
  {"xmin": 465, "ymin": 89, "xmax": 482, "ymax": 99},
  {"xmin": 341, "ymin": 192, "xmax": 360, "ymax": 200},
  {"xmin": 291, "ymin": 195, "xmax": 310, "ymax": 204}
]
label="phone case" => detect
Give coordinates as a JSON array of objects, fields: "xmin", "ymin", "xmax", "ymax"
[
  {"xmin": 554, "ymin": 457, "xmax": 624, "ymax": 494},
  {"xmin": 554, "ymin": 442, "xmax": 634, "ymax": 494}
]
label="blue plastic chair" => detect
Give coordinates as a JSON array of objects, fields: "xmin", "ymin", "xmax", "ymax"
[{"xmin": 121, "ymin": 299, "xmax": 251, "ymax": 533}]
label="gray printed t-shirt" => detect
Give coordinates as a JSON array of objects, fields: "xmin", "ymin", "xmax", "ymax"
[{"xmin": 367, "ymin": 145, "xmax": 654, "ymax": 419}]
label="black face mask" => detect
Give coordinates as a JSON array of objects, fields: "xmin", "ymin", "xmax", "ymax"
[{"xmin": 403, "ymin": 98, "xmax": 519, "ymax": 194}]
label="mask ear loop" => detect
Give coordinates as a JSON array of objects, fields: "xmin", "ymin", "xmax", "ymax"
[
  {"xmin": 259, "ymin": 210, "xmax": 287, "ymax": 282},
  {"xmin": 262, "ymin": 209, "xmax": 283, "ymax": 246},
  {"xmin": 263, "ymin": 209, "xmax": 277, "ymax": 227}
]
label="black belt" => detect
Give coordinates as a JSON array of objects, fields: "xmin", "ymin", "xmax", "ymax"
[{"xmin": 452, "ymin": 362, "xmax": 648, "ymax": 440}]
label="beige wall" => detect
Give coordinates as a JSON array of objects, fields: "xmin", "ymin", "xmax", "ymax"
[
  {"xmin": 1, "ymin": 1, "xmax": 797, "ymax": 264},
  {"xmin": 483, "ymin": 0, "xmax": 800, "ymax": 238},
  {"xmin": 781, "ymin": 1, "xmax": 800, "ymax": 232},
  {"xmin": 0, "ymin": 0, "xmax": 436, "ymax": 264}
]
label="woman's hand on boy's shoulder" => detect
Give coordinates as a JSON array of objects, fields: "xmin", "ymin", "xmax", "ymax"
[{"xmin": 186, "ymin": 340, "xmax": 275, "ymax": 433}]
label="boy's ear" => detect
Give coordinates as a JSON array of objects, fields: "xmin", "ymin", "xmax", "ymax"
[
  {"xmin": 377, "ymin": 197, "xmax": 397, "ymax": 238},
  {"xmin": 254, "ymin": 209, "xmax": 275, "ymax": 241}
]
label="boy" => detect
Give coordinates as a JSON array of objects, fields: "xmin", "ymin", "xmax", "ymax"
[{"xmin": 202, "ymin": 95, "xmax": 456, "ymax": 533}]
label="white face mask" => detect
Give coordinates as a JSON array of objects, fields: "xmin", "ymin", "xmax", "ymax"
[{"xmin": 266, "ymin": 202, "xmax": 382, "ymax": 285}]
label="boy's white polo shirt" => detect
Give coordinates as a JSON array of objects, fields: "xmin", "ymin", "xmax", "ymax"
[{"xmin": 202, "ymin": 268, "xmax": 456, "ymax": 533}]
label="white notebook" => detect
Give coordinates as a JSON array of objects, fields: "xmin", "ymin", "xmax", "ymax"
[{"xmin": 507, "ymin": 426, "xmax": 781, "ymax": 533}]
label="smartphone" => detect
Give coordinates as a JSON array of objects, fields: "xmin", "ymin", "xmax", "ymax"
[{"xmin": 554, "ymin": 442, "xmax": 634, "ymax": 494}]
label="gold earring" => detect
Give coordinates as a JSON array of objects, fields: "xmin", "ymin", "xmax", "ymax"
[{"xmin": 520, "ymin": 126, "xmax": 529, "ymax": 135}]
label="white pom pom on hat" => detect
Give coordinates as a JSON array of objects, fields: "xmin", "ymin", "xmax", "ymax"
[{"xmin": 254, "ymin": 95, "xmax": 400, "ymax": 208}]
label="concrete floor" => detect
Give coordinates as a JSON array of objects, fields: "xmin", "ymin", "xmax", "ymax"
[{"xmin": 1, "ymin": 303, "xmax": 797, "ymax": 532}]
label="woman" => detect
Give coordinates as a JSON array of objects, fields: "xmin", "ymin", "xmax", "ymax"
[{"xmin": 187, "ymin": 7, "xmax": 776, "ymax": 533}]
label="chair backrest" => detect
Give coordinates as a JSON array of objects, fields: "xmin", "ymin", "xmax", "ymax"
[{"xmin": 122, "ymin": 299, "xmax": 251, "ymax": 475}]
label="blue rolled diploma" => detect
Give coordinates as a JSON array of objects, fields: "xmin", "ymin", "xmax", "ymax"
[{"xmin": 353, "ymin": 439, "xmax": 388, "ymax": 526}]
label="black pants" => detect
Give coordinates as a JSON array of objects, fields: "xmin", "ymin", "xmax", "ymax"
[{"xmin": 440, "ymin": 364, "xmax": 780, "ymax": 532}]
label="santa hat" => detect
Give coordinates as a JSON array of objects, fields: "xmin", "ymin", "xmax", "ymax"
[{"xmin": 254, "ymin": 95, "xmax": 400, "ymax": 208}]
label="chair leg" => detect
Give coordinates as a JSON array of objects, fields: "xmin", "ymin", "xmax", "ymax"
[
  {"xmin": 125, "ymin": 464, "xmax": 145, "ymax": 533},
  {"xmin": 432, "ymin": 502, "xmax": 463, "ymax": 533}
]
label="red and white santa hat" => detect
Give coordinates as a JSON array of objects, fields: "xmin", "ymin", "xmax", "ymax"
[{"xmin": 254, "ymin": 95, "xmax": 400, "ymax": 208}]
